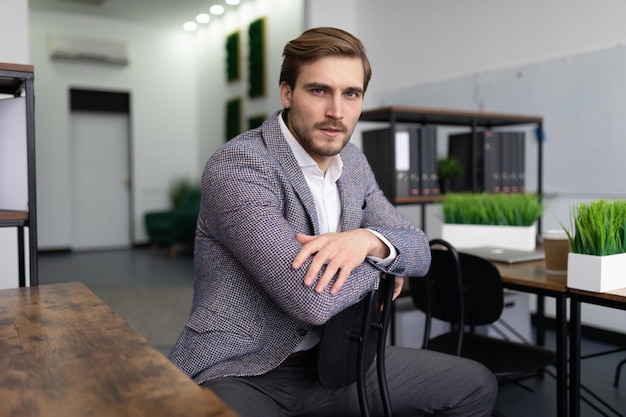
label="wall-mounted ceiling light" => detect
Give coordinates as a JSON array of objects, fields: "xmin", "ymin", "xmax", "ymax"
[
  {"xmin": 225, "ymin": 0, "xmax": 240, "ymax": 4},
  {"xmin": 183, "ymin": 21, "xmax": 198, "ymax": 31},
  {"xmin": 196, "ymin": 13, "xmax": 210, "ymax": 24},
  {"xmin": 210, "ymin": 5, "xmax": 225, "ymax": 15}
]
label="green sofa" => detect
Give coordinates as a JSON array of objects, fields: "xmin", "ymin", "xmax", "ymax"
[{"xmin": 144, "ymin": 188, "xmax": 202, "ymax": 257}]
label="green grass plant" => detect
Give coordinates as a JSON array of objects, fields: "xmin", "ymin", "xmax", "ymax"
[
  {"xmin": 565, "ymin": 199, "xmax": 626, "ymax": 256},
  {"xmin": 443, "ymin": 192, "xmax": 544, "ymax": 226}
]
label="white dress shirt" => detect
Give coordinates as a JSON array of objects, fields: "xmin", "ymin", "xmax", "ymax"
[{"xmin": 279, "ymin": 112, "xmax": 396, "ymax": 351}]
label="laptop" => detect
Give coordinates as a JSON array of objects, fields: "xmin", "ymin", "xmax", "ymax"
[{"xmin": 458, "ymin": 246, "xmax": 545, "ymax": 264}]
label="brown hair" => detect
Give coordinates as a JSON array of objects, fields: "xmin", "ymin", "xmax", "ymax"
[{"xmin": 279, "ymin": 27, "xmax": 372, "ymax": 92}]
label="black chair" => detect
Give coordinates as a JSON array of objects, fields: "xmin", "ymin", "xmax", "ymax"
[
  {"xmin": 616, "ymin": 358, "xmax": 626, "ymax": 387},
  {"xmin": 317, "ymin": 273, "xmax": 395, "ymax": 417},
  {"xmin": 409, "ymin": 239, "xmax": 556, "ymax": 390}
]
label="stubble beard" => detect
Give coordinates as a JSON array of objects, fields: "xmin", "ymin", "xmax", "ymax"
[{"xmin": 290, "ymin": 114, "xmax": 354, "ymax": 158}]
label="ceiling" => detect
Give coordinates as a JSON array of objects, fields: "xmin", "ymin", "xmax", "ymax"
[{"xmin": 29, "ymin": 0, "xmax": 235, "ymax": 31}]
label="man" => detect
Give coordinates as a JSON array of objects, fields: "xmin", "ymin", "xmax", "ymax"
[{"xmin": 169, "ymin": 27, "xmax": 497, "ymax": 416}]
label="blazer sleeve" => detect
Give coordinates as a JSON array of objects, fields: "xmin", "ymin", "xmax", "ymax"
[
  {"xmin": 342, "ymin": 142, "xmax": 432, "ymax": 279},
  {"xmin": 196, "ymin": 139, "xmax": 381, "ymax": 326}
]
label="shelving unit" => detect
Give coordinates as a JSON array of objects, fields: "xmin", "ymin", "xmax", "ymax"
[
  {"xmin": 359, "ymin": 106, "xmax": 544, "ymax": 230},
  {"xmin": 0, "ymin": 63, "xmax": 37, "ymax": 287}
]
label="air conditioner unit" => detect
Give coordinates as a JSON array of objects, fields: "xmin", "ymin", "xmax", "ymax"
[{"xmin": 48, "ymin": 34, "xmax": 129, "ymax": 66}]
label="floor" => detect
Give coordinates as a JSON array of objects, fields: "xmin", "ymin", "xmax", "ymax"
[{"xmin": 38, "ymin": 247, "xmax": 626, "ymax": 417}]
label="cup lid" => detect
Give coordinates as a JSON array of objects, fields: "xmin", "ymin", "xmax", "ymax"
[{"xmin": 543, "ymin": 229, "xmax": 569, "ymax": 240}]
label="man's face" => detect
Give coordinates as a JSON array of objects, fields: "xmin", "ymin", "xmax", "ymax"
[{"xmin": 280, "ymin": 56, "xmax": 364, "ymax": 170}]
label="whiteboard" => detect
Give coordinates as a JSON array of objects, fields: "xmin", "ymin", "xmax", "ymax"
[{"xmin": 378, "ymin": 46, "xmax": 626, "ymax": 196}]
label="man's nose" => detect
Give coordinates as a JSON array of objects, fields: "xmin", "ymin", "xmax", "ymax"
[{"xmin": 325, "ymin": 95, "xmax": 344, "ymax": 119}]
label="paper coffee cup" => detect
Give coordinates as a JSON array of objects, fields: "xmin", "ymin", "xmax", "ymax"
[{"xmin": 543, "ymin": 229, "xmax": 570, "ymax": 275}]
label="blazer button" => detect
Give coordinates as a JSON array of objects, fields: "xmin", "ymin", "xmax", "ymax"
[{"xmin": 298, "ymin": 328, "xmax": 308, "ymax": 336}]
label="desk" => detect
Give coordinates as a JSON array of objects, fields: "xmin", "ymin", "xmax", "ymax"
[
  {"xmin": 0, "ymin": 282, "xmax": 238, "ymax": 417},
  {"xmin": 494, "ymin": 260, "xmax": 569, "ymax": 417},
  {"xmin": 569, "ymin": 287, "xmax": 626, "ymax": 417}
]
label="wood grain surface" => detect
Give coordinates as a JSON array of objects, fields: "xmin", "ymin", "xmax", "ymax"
[{"xmin": 0, "ymin": 282, "xmax": 238, "ymax": 417}]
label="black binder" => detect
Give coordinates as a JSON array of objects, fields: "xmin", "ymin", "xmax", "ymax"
[
  {"xmin": 362, "ymin": 128, "xmax": 410, "ymax": 199},
  {"xmin": 500, "ymin": 132, "xmax": 514, "ymax": 193},
  {"xmin": 408, "ymin": 128, "xmax": 420, "ymax": 196},
  {"xmin": 420, "ymin": 126, "xmax": 439, "ymax": 196},
  {"xmin": 483, "ymin": 131, "xmax": 502, "ymax": 193},
  {"xmin": 514, "ymin": 132, "xmax": 526, "ymax": 193},
  {"xmin": 448, "ymin": 131, "xmax": 489, "ymax": 192}
]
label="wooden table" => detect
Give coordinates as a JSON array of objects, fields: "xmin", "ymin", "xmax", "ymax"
[
  {"xmin": 490, "ymin": 259, "xmax": 626, "ymax": 417},
  {"xmin": 495, "ymin": 260, "xmax": 569, "ymax": 417},
  {"xmin": 0, "ymin": 282, "xmax": 238, "ymax": 417}
]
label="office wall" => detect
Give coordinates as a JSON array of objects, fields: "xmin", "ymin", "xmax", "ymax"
[
  {"xmin": 195, "ymin": 0, "xmax": 305, "ymax": 168},
  {"xmin": 0, "ymin": 0, "xmax": 29, "ymax": 288},
  {"xmin": 0, "ymin": 0, "xmax": 29, "ymax": 63},
  {"xmin": 30, "ymin": 11, "xmax": 200, "ymax": 248},
  {"xmin": 30, "ymin": 1, "xmax": 305, "ymax": 250},
  {"xmin": 353, "ymin": 0, "xmax": 626, "ymax": 107}
]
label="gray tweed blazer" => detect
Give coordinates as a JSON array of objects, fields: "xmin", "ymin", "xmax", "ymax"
[{"xmin": 168, "ymin": 111, "xmax": 431, "ymax": 384}]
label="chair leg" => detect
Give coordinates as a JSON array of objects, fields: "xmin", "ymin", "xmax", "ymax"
[
  {"xmin": 356, "ymin": 292, "xmax": 374, "ymax": 417},
  {"xmin": 614, "ymin": 358, "xmax": 626, "ymax": 387},
  {"xmin": 376, "ymin": 277, "xmax": 395, "ymax": 417}
]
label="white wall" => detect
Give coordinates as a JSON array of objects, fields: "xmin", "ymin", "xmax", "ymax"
[
  {"xmin": 195, "ymin": 0, "xmax": 305, "ymax": 167},
  {"xmin": 305, "ymin": 0, "xmax": 358, "ymax": 33},
  {"xmin": 354, "ymin": 0, "xmax": 626, "ymax": 106},
  {"xmin": 0, "ymin": 0, "xmax": 29, "ymax": 63},
  {"xmin": 30, "ymin": 0, "xmax": 305, "ymax": 250},
  {"xmin": 30, "ymin": 11, "xmax": 200, "ymax": 248},
  {"xmin": 0, "ymin": 0, "xmax": 29, "ymax": 288}
]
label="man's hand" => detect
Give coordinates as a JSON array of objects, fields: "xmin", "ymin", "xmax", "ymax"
[
  {"xmin": 292, "ymin": 229, "xmax": 389, "ymax": 295},
  {"xmin": 392, "ymin": 276, "xmax": 404, "ymax": 301},
  {"xmin": 378, "ymin": 276, "xmax": 405, "ymax": 312}
]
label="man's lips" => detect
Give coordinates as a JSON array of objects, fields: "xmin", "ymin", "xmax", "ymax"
[{"xmin": 318, "ymin": 124, "xmax": 346, "ymax": 137}]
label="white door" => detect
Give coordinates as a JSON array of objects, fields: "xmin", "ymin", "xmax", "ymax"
[{"xmin": 70, "ymin": 111, "xmax": 131, "ymax": 250}]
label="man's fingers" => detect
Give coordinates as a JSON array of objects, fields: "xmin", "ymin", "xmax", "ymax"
[
  {"xmin": 295, "ymin": 233, "xmax": 315, "ymax": 244},
  {"xmin": 330, "ymin": 268, "xmax": 351, "ymax": 295},
  {"xmin": 293, "ymin": 234, "xmax": 321, "ymax": 270}
]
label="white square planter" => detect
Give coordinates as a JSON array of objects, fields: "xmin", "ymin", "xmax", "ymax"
[
  {"xmin": 441, "ymin": 223, "xmax": 537, "ymax": 251},
  {"xmin": 567, "ymin": 252, "xmax": 626, "ymax": 293}
]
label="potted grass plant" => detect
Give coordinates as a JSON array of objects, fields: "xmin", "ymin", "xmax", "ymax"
[
  {"xmin": 565, "ymin": 199, "xmax": 626, "ymax": 292},
  {"xmin": 441, "ymin": 192, "xmax": 545, "ymax": 250}
]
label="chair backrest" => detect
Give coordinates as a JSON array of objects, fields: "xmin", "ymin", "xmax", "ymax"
[
  {"xmin": 410, "ymin": 239, "xmax": 505, "ymax": 328},
  {"xmin": 317, "ymin": 276, "xmax": 391, "ymax": 389},
  {"xmin": 316, "ymin": 289, "xmax": 379, "ymax": 388},
  {"xmin": 317, "ymin": 274, "xmax": 395, "ymax": 417}
]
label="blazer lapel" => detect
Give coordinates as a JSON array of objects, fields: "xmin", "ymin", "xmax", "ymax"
[
  {"xmin": 262, "ymin": 112, "xmax": 320, "ymax": 235},
  {"xmin": 337, "ymin": 170, "xmax": 362, "ymax": 232}
]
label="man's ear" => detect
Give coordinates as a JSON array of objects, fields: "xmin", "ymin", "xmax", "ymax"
[{"xmin": 279, "ymin": 81, "xmax": 292, "ymax": 109}]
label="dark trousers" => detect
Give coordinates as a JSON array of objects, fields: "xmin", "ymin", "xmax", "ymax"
[{"xmin": 202, "ymin": 346, "xmax": 497, "ymax": 417}]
